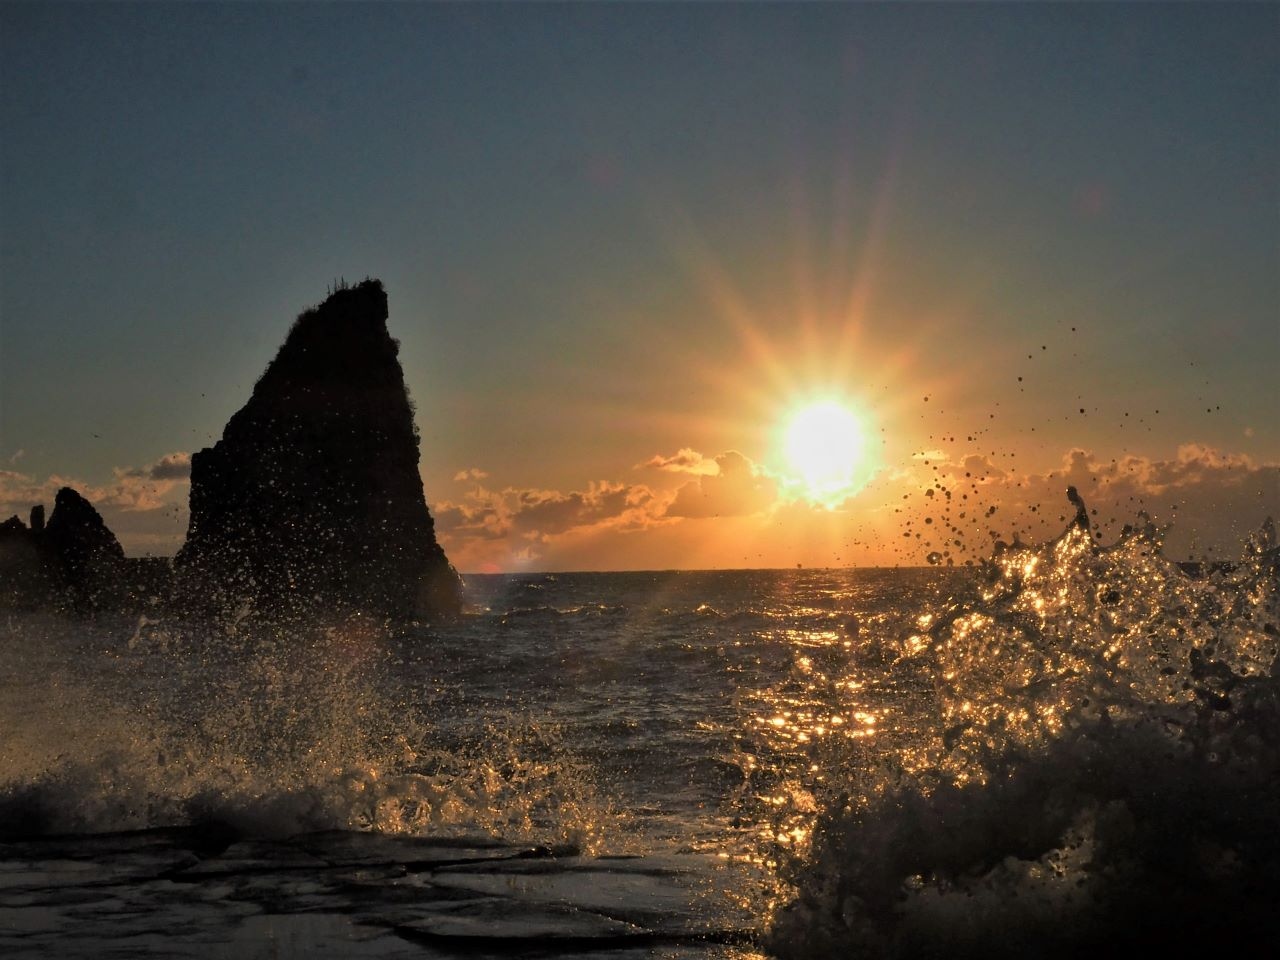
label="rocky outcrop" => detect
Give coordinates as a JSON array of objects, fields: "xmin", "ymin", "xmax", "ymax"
[
  {"xmin": 0, "ymin": 488, "xmax": 126, "ymax": 612},
  {"xmin": 0, "ymin": 515, "xmax": 54, "ymax": 609},
  {"xmin": 174, "ymin": 279, "xmax": 462, "ymax": 620},
  {"xmin": 44, "ymin": 488, "xmax": 127, "ymax": 611},
  {"xmin": 1, "ymin": 279, "xmax": 462, "ymax": 622}
]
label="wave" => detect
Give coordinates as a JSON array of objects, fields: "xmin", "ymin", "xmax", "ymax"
[
  {"xmin": 0, "ymin": 616, "xmax": 613, "ymax": 851},
  {"xmin": 767, "ymin": 498, "xmax": 1279, "ymax": 956}
]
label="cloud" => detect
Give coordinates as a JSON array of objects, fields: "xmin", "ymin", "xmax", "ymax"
[
  {"xmin": 1, "ymin": 452, "xmax": 189, "ymax": 519},
  {"xmin": 0, "ymin": 469, "xmax": 56, "ymax": 513},
  {"xmin": 434, "ymin": 477, "xmax": 667, "ymax": 569},
  {"xmin": 0, "ymin": 453, "xmax": 193, "ymax": 556},
  {"xmin": 10, "ymin": 439, "xmax": 1274, "ymax": 571},
  {"xmin": 433, "ymin": 441, "xmax": 1280, "ymax": 572},
  {"xmin": 438, "ymin": 448, "xmax": 789, "ymax": 569},
  {"xmin": 665, "ymin": 451, "xmax": 780, "ymax": 519},
  {"xmin": 437, "ymin": 449, "xmax": 787, "ymax": 563},
  {"xmin": 639, "ymin": 448, "xmax": 720, "ymax": 476},
  {"xmin": 97, "ymin": 452, "xmax": 192, "ymax": 511},
  {"xmin": 434, "ymin": 483, "xmax": 512, "ymax": 541},
  {"xmin": 1093, "ymin": 444, "xmax": 1258, "ymax": 495},
  {"xmin": 957, "ymin": 453, "xmax": 1007, "ymax": 481},
  {"xmin": 145, "ymin": 453, "xmax": 191, "ymax": 481},
  {"xmin": 116, "ymin": 452, "xmax": 191, "ymax": 483},
  {"xmin": 889, "ymin": 443, "xmax": 1279, "ymax": 563},
  {"xmin": 512, "ymin": 483, "xmax": 642, "ymax": 537}
]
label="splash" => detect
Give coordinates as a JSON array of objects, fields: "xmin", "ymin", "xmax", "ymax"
[
  {"xmin": 0, "ymin": 614, "xmax": 612, "ymax": 852},
  {"xmin": 767, "ymin": 496, "xmax": 1280, "ymax": 956}
]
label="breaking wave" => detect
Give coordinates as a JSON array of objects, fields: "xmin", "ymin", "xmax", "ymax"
[
  {"xmin": 0, "ymin": 615, "xmax": 611, "ymax": 851},
  {"xmin": 767, "ymin": 496, "xmax": 1280, "ymax": 956}
]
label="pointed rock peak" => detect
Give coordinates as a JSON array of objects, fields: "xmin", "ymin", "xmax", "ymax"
[
  {"xmin": 177, "ymin": 279, "xmax": 462, "ymax": 621},
  {"xmin": 46, "ymin": 487, "xmax": 125, "ymax": 561},
  {"xmin": 255, "ymin": 278, "xmax": 396, "ymax": 398},
  {"xmin": 35, "ymin": 487, "xmax": 127, "ymax": 613}
]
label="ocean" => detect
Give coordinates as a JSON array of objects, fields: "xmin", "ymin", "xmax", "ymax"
[{"xmin": 2, "ymin": 512, "xmax": 1277, "ymax": 958}]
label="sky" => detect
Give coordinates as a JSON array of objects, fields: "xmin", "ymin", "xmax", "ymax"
[{"xmin": 1, "ymin": 2, "xmax": 1277, "ymax": 571}]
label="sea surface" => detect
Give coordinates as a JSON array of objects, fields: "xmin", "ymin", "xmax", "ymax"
[{"xmin": 2, "ymin": 512, "xmax": 1277, "ymax": 958}]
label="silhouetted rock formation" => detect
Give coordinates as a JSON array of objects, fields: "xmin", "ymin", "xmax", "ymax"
[
  {"xmin": 44, "ymin": 488, "xmax": 126, "ymax": 611},
  {"xmin": 174, "ymin": 279, "xmax": 462, "ymax": 620},
  {"xmin": 0, "ymin": 515, "xmax": 54, "ymax": 609},
  {"xmin": 1, "ymin": 280, "xmax": 461, "ymax": 622},
  {"xmin": 0, "ymin": 487, "xmax": 127, "ymax": 612}
]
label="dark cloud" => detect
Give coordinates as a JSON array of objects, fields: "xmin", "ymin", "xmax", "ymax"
[
  {"xmin": 147, "ymin": 453, "xmax": 191, "ymax": 480},
  {"xmin": 118, "ymin": 452, "xmax": 191, "ymax": 483}
]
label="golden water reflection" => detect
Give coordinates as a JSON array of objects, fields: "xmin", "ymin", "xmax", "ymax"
[
  {"xmin": 734, "ymin": 613, "xmax": 944, "ymax": 892},
  {"xmin": 706, "ymin": 572, "xmax": 974, "ymax": 935}
]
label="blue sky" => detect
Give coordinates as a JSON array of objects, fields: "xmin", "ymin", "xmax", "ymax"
[{"xmin": 2, "ymin": 3, "xmax": 1276, "ymax": 567}]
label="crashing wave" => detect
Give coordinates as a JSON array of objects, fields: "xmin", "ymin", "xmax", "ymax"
[
  {"xmin": 0, "ymin": 618, "xmax": 611, "ymax": 851},
  {"xmin": 768, "ymin": 495, "xmax": 1280, "ymax": 956}
]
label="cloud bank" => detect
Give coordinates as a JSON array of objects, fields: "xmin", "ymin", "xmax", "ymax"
[
  {"xmin": 0, "ymin": 452, "xmax": 191, "ymax": 554},
  {"xmin": 2, "ymin": 443, "xmax": 1273, "ymax": 570},
  {"xmin": 437, "ymin": 442, "xmax": 1278, "ymax": 571},
  {"xmin": 882, "ymin": 444, "xmax": 1279, "ymax": 565},
  {"xmin": 665, "ymin": 451, "xmax": 779, "ymax": 519}
]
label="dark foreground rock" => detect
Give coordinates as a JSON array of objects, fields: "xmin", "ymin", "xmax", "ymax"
[
  {"xmin": 0, "ymin": 830, "xmax": 757, "ymax": 959},
  {"xmin": 174, "ymin": 279, "xmax": 462, "ymax": 620}
]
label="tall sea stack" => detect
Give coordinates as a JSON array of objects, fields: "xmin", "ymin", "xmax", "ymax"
[{"xmin": 174, "ymin": 279, "xmax": 462, "ymax": 620}]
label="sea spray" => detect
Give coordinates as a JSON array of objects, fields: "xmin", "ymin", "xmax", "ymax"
[
  {"xmin": 0, "ymin": 613, "xmax": 614, "ymax": 850},
  {"xmin": 7, "ymin": 546, "xmax": 1276, "ymax": 955},
  {"xmin": 765, "ymin": 500, "xmax": 1280, "ymax": 956}
]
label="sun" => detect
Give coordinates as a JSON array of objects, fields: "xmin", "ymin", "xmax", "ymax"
[{"xmin": 782, "ymin": 401, "xmax": 871, "ymax": 506}]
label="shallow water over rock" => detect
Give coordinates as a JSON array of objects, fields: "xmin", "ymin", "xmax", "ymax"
[{"xmin": 0, "ymin": 829, "xmax": 757, "ymax": 959}]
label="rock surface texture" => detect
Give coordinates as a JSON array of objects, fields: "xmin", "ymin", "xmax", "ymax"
[{"xmin": 175, "ymin": 279, "xmax": 462, "ymax": 619}]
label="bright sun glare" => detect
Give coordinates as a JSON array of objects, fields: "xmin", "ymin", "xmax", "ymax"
[{"xmin": 784, "ymin": 401, "xmax": 870, "ymax": 506}]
